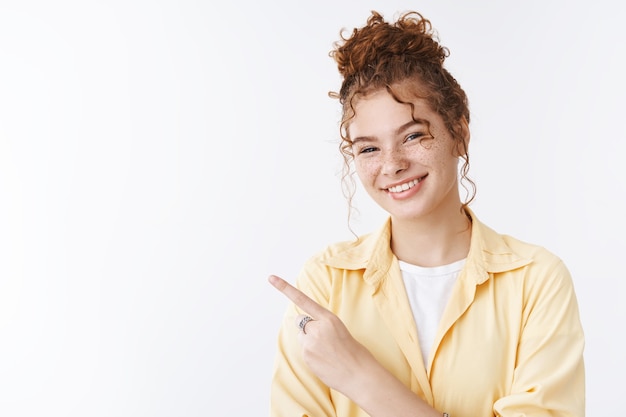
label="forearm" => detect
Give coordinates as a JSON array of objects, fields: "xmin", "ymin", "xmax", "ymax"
[
  {"xmin": 340, "ymin": 352, "xmax": 443, "ymax": 417},
  {"xmin": 270, "ymin": 274, "xmax": 446, "ymax": 416}
]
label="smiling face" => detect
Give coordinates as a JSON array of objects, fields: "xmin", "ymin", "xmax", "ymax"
[{"xmin": 348, "ymin": 89, "xmax": 468, "ymax": 223}]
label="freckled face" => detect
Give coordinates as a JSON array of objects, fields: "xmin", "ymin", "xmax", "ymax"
[{"xmin": 348, "ymin": 90, "xmax": 464, "ymax": 222}]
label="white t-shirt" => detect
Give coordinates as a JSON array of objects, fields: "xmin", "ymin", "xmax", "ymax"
[{"xmin": 399, "ymin": 258, "xmax": 466, "ymax": 367}]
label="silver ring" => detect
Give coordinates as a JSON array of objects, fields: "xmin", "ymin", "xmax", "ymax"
[{"xmin": 298, "ymin": 316, "xmax": 313, "ymax": 334}]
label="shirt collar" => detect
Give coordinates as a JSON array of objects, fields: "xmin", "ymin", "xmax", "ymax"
[{"xmin": 320, "ymin": 209, "xmax": 532, "ymax": 286}]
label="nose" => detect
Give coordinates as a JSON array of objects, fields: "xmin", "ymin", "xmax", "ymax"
[{"xmin": 380, "ymin": 148, "xmax": 409, "ymax": 176}]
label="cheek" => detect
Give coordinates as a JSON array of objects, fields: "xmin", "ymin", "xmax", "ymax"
[
  {"xmin": 354, "ymin": 158, "xmax": 379, "ymax": 182},
  {"xmin": 422, "ymin": 138, "xmax": 457, "ymax": 170}
]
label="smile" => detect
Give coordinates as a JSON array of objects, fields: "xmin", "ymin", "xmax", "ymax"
[{"xmin": 386, "ymin": 176, "xmax": 426, "ymax": 193}]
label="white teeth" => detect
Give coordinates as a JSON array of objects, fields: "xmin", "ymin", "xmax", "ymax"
[{"xmin": 388, "ymin": 178, "xmax": 419, "ymax": 193}]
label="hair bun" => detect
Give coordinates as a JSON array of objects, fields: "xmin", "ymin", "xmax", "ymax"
[{"xmin": 331, "ymin": 11, "xmax": 448, "ymax": 82}]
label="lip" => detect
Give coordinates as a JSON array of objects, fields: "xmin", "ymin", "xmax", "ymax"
[
  {"xmin": 383, "ymin": 174, "xmax": 428, "ymax": 192},
  {"xmin": 382, "ymin": 174, "xmax": 428, "ymax": 199}
]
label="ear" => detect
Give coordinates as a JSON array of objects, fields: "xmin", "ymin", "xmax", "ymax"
[{"xmin": 454, "ymin": 115, "xmax": 470, "ymax": 157}]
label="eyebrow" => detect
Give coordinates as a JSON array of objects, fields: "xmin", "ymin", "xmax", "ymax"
[{"xmin": 351, "ymin": 119, "xmax": 427, "ymax": 144}]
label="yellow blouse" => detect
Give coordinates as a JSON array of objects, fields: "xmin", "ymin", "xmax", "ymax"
[{"xmin": 270, "ymin": 210, "xmax": 585, "ymax": 416}]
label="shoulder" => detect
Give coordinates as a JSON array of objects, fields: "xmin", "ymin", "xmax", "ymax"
[
  {"xmin": 502, "ymin": 234, "xmax": 572, "ymax": 290},
  {"xmin": 292, "ymin": 231, "xmax": 377, "ymax": 306},
  {"xmin": 468, "ymin": 211, "xmax": 572, "ymax": 286},
  {"xmin": 295, "ymin": 219, "xmax": 393, "ymax": 297},
  {"xmin": 470, "ymin": 211, "xmax": 564, "ymax": 265},
  {"xmin": 304, "ymin": 218, "xmax": 393, "ymax": 271},
  {"xmin": 500, "ymin": 233, "xmax": 565, "ymax": 268}
]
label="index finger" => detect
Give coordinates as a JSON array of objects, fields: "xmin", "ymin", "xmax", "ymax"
[{"xmin": 268, "ymin": 274, "xmax": 330, "ymax": 319}]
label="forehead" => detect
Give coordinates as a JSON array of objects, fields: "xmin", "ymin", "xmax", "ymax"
[{"xmin": 347, "ymin": 90, "xmax": 436, "ymax": 138}]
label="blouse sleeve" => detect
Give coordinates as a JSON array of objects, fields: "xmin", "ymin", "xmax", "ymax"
[
  {"xmin": 269, "ymin": 258, "xmax": 337, "ymax": 417},
  {"xmin": 493, "ymin": 259, "xmax": 585, "ymax": 416}
]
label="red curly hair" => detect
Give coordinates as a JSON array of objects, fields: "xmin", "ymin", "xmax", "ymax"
[{"xmin": 329, "ymin": 11, "xmax": 475, "ymax": 211}]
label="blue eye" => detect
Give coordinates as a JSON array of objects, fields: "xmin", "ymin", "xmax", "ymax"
[
  {"xmin": 405, "ymin": 132, "xmax": 425, "ymax": 142},
  {"xmin": 359, "ymin": 146, "xmax": 377, "ymax": 154}
]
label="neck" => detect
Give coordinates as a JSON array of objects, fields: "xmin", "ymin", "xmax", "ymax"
[{"xmin": 390, "ymin": 206, "xmax": 472, "ymax": 267}]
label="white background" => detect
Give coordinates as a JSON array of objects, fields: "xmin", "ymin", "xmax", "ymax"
[{"xmin": 0, "ymin": 0, "xmax": 624, "ymax": 415}]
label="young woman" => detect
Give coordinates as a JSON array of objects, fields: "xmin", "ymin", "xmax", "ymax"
[{"xmin": 268, "ymin": 10, "xmax": 585, "ymax": 417}]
